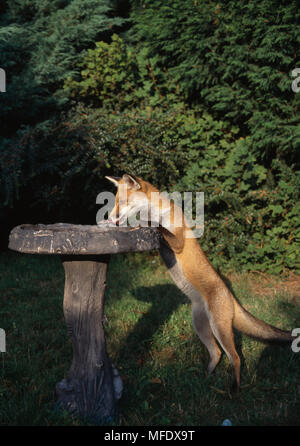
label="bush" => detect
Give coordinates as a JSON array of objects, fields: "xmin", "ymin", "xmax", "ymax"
[
  {"xmin": 176, "ymin": 131, "xmax": 300, "ymax": 273},
  {"xmin": 2, "ymin": 104, "xmax": 298, "ymax": 273},
  {"xmin": 1, "ymin": 0, "xmax": 299, "ymax": 274},
  {"xmin": 64, "ymin": 33, "xmax": 182, "ymax": 110},
  {"xmin": 129, "ymin": 0, "xmax": 300, "ymax": 166},
  {"xmin": 0, "ymin": 0, "xmax": 126, "ymax": 136},
  {"xmin": 0, "ymin": 106, "xmax": 186, "ymax": 224}
]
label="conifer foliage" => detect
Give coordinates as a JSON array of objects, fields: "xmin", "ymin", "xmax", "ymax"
[
  {"xmin": 0, "ymin": 0, "xmax": 125, "ymax": 135},
  {"xmin": 0, "ymin": 0, "xmax": 299, "ymax": 272}
]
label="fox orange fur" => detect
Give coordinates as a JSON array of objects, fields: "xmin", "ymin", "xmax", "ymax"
[{"xmin": 105, "ymin": 174, "xmax": 292, "ymax": 391}]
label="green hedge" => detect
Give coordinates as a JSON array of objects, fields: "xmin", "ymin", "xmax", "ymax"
[
  {"xmin": 0, "ymin": 0, "xmax": 299, "ymax": 273},
  {"xmin": 1, "ymin": 105, "xmax": 299, "ymax": 273}
]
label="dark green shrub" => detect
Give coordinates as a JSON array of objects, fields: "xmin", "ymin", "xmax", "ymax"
[
  {"xmin": 64, "ymin": 33, "xmax": 181, "ymax": 110},
  {"xmin": 1, "ymin": 0, "xmax": 299, "ymax": 273},
  {"xmin": 0, "ymin": 106, "xmax": 186, "ymax": 222},
  {"xmin": 0, "ymin": 0, "xmax": 126, "ymax": 136},
  {"xmin": 2, "ymin": 104, "xmax": 298, "ymax": 273},
  {"xmin": 128, "ymin": 0, "xmax": 300, "ymax": 166}
]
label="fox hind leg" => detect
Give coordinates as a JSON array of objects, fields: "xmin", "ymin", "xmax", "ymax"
[
  {"xmin": 208, "ymin": 313, "xmax": 241, "ymax": 392},
  {"xmin": 192, "ymin": 301, "xmax": 222, "ymax": 375}
]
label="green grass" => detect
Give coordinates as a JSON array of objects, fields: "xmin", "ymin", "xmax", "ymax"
[{"xmin": 0, "ymin": 250, "xmax": 299, "ymax": 426}]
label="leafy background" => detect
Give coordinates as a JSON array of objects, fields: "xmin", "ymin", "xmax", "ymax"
[{"xmin": 0, "ymin": 0, "xmax": 299, "ymax": 273}]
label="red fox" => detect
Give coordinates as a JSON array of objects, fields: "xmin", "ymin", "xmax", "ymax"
[{"xmin": 105, "ymin": 174, "xmax": 293, "ymax": 391}]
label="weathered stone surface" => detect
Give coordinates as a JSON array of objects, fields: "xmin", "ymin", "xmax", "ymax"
[
  {"xmin": 8, "ymin": 223, "xmax": 161, "ymax": 255},
  {"xmin": 56, "ymin": 256, "xmax": 116, "ymax": 424}
]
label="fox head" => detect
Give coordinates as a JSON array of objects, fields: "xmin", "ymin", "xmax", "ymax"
[
  {"xmin": 105, "ymin": 174, "xmax": 157, "ymax": 226},
  {"xmin": 105, "ymin": 174, "xmax": 183, "ymax": 230},
  {"xmin": 105, "ymin": 173, "xmax": 189, "ymax": 251}
]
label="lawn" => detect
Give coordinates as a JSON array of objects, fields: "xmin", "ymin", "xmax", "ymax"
[{"xmin": 0, "ymin": 250, "xmax": 299, "ymax": 426}]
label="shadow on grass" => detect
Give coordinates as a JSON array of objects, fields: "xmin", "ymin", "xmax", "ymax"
[
  {"xmin": 1, "ymin": 252, "xmax": 298, "ymax": 425},
  {"xmin": 114, "ymin": 281, "xmax": 247, "ymax": 389},
  {"xmin": 116, "ymin": 283, "xmax": 186, "ymax": 362},
  {"xmin": 115, "ymin": 269, "xmax": 299, "ymax": 394}
]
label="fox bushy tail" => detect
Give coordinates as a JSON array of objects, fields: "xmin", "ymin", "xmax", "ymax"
[{"xmin": 232, "ymin": 298, "xmax": 292, "ymax": 343}]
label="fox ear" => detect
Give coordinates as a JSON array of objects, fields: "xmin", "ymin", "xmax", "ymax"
[
  {"xmin": 122, "ymin": 174, "xmax": 141, "ymax": 190},
  {"xmin": 105, "ymin": 176, "xmax": 121, "ymax": 187}
]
